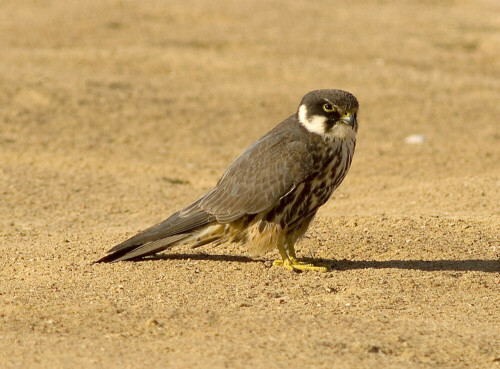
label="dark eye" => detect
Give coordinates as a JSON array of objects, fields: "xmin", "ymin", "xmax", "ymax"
[{"xmin": 322, "ymin": 103, "xmax": 336, "ymax": 113}]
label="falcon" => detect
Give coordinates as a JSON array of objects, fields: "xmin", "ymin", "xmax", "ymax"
[{"xmin": 97, "ymin": 89, "xmax": 359, "ymax": 271}]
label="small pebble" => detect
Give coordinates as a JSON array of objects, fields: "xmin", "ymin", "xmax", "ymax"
[{"xmin": 404, "ymin": 134, "xmax": 426, "ymax": 144}]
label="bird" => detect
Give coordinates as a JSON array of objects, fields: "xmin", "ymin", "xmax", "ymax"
[{"xmin": 97, "ymin": 89, "xmax": 359, "ymax": 271}]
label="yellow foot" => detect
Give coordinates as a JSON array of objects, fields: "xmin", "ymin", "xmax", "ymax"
[{"xmin": 272, "ymin": 257, "xmax": 331, "ymax": 272}]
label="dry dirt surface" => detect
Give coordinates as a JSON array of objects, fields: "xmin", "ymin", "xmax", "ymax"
[{"xmin": 1, "ymin": 0, "xmax": 499, "ymax": 368}]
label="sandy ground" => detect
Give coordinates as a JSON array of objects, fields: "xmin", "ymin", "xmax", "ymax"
[{"xmin": 1, "ymin": 0, "xmax": 499, "ymax": 368}]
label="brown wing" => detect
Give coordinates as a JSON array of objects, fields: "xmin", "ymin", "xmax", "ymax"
[{"xmin": 182, "ymin": 120, "xmax": 314, "ymax": 222}]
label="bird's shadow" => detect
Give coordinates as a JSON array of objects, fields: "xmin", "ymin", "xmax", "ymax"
[{"xmin": 142, "ymin": 253, "xmax": 499, "ymax": 273}]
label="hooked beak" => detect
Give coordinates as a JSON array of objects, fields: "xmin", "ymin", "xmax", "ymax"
[{"xmin": 341, "ymin": 113, "xmax": 356, "ymax": 127}]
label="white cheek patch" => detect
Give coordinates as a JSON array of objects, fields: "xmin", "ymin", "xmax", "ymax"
[{"xmin": 298, "ymin": 105, "xmax": 327, "ymax": 135}]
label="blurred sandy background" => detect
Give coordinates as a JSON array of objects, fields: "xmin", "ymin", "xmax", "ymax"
[{"xmin": 0, "ymin": 0, "xmax": 499, "ymax": 368}]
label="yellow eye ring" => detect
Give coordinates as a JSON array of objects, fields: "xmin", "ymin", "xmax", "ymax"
[{"xmin": 322, "ymin": 103, "xmax": 336, "ymax": 113}]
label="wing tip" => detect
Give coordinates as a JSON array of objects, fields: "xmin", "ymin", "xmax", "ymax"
[{"xmin": 94, "ymin": 250, "xmax": 133, "ymax": 263}]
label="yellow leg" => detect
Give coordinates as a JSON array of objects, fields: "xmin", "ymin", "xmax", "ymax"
[
  {"xmin": 288, "ymin": 242, "xmax": 297, "ymax": 259},
  {"xmin": 272, "ymin": 242, "xmax": 331, "ymax": 272}
]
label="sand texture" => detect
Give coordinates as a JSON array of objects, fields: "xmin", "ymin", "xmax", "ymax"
[{"xmin": 1, "ymin": 0, "xmax": 499, "ymax": 368}]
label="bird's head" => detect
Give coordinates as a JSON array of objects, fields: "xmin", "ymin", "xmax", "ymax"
[{"xmin": 297, "ymin": 89, "xmax": 359, "ymax": 139}]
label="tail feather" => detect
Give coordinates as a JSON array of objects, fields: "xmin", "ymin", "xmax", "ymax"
[
  {"xmin": 96, "ymin": 203, "xmax": 216, "ymax": 263},
  {"xmin": 97, "ymin": 234, "xmax": 191, "ymax": 263}
]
